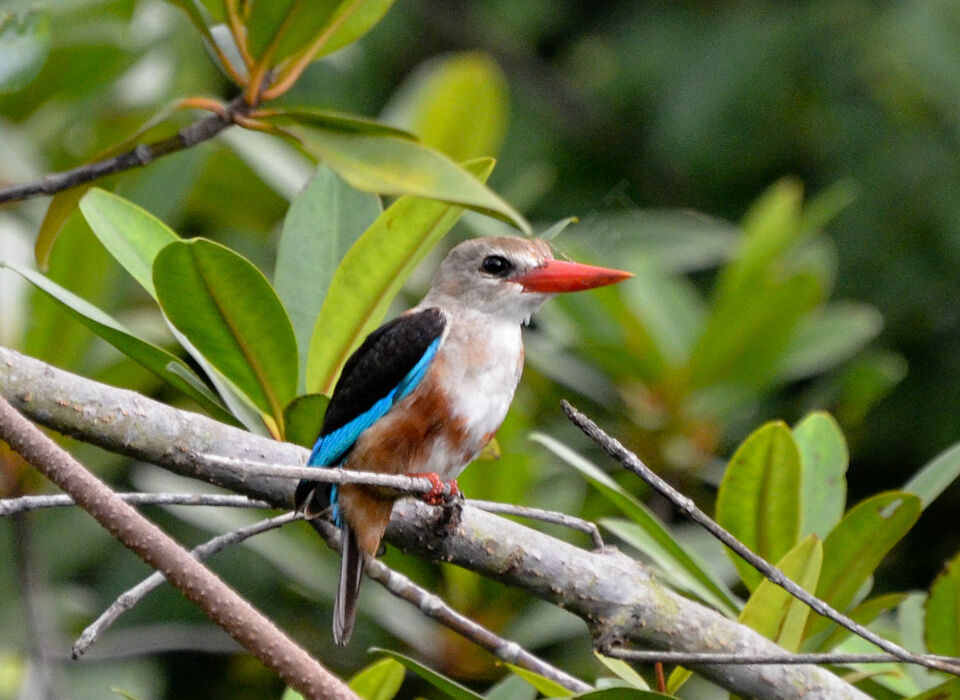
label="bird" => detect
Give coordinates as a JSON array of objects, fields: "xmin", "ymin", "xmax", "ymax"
[{"xmin": 294, "ymin": 236, "xmax": 632, "ymax": 645}]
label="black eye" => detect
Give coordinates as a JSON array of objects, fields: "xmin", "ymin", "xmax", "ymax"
[{"xmin": 481, "ymin": 255, "xmax": 513, "ymax": 276}]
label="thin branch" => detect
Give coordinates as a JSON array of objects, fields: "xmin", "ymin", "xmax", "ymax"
[
  {"xmin": 1, "ymin": 492, "xmax": 271, "ymax": 516},
  {"xmin": 605, "ymin": 648, "xmax": 960, "ymax": 667},
  {"xmin": 561, "ymin": 399, "xmax": 960, "ymax": 678},
  {"xmin": 74, "ymin": 512, "xmax": 300, "ymax": 659},
  {"xmin": 0, "ymin": 394, "xmax": 356, "ymax": 700},
  {"xmin": 307, "ymin": 517, "xmax": 593, "ymax": 695},
  {"xmin": 0, "ymin": 99, "xmax": 248, "ymax": 206},
  {"xmin": 469, "ymin": 499, "xmax": 604, "ymax": 549}
]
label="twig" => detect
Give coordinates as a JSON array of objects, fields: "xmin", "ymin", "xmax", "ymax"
[
  {"xmin": 605, "ymin": 648, "xmax": 960, "ymax": 666},
  {"xmin": 0, "ymin": 394, "xmax": 356, "ymax": 700},
  {"xmin": 73, "ymin": 511, "xmax": 300, "ymax": 658},
  {"xmin": 307, "ymin": 518, "xmax": 593, "ymax": 694},
  {"xmin": 468, "ymin": 499, "xmax": 604, "ymax": 549},
  {"xmin": 1, "ymin": 492, "xmax": 271, "ymax": 516},
  {"xmin": 561, "ymin": 399, "xmax": 960, "ymax": 677},
  {"xmin": 0, "ymin": 98, "xmax": 248, "ymax": 206}
]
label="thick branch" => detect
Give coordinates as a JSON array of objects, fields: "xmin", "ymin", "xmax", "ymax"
[
  {"xmin": 0, "ymin": 347, "xmax": 867, "ymax": 699},
  {"xmin": 0, "ymin": 391, "xmax": 354, "ymax": 700},
  {"xmin": 0, "ymin": 102, "xmax": 244, "ymax": 206}
]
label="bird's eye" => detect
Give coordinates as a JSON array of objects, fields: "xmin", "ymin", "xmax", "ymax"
[{"xmin": 480, "ymin": 255, "xmax": 513, "ymax": 276}]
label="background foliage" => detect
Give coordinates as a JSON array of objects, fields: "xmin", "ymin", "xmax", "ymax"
[{"xmin": 2, "ymin": 1, "xmax": 960, "ymax": 698}]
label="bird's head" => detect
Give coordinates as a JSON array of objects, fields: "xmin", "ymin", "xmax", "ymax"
[{"xmin": 422, "ymin": 237, "xmax": 633, "ymax": 324}]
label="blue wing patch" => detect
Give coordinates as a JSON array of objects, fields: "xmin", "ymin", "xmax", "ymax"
[{"xmin": 306, "ymin": 336, "xmax": 441, "ymax": 522}]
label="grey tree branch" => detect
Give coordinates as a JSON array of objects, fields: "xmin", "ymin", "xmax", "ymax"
[
  {"xmin": 0, "ymin": 346, "xmax": 869, "ymax": 699},
  {"xmin": 561, "ymin": 400, "xmax": 960, "ymax": 678},
  {"xmin": 0, "ymin": 101, "xmax": 244, "ymax": 206},
  {"xmin": 0, "ymin": 389, "xmax": 355, "ymax": 700},
  {"xmin": 607, "ymin": 648, "xmax": 960, "ymax": 666},
  {"xmin": 1, "ymin": 492, "xmax": 271, "ymax": 515},
  {"xmin": 73, "ymin": 512, "xmax": 302, "ymax": 659},
  {"xmin": 307, "ymin": 518, "xmax": 593, "ymax": 694}
]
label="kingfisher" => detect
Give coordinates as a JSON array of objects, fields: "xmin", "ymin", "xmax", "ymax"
[{"xmin": 295, "ymin": 236, "xmax": 631, "ymax": 645}]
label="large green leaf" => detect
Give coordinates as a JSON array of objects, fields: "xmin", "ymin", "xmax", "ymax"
[
  {"xmin": 154, "ymin": 239, "xmax": 298, "ymax": 433},
  {"xmin": 716, "ymin": 421, "xmax": 802, "ymax": 590},
  {"xmin": 268, "ymin": 108, "xmax": 416, "ymax": 139},
  {"xmin": 79, "ymin": 188, "xmax": 178, "ymax": 299},
  {"xmin": 348, "ymin": 657, "xmax": 405, "ymax": 700},
  {"xmin": 384, "ymin": 51, "xmax": 509, "ymax": 161},
  {"xmin": 804, "ymin": 491, "xmax": 921, "ymax": 639},
  {"xmin": 288, "ymin": 125, "xmax": 530, "ymax": 234},
  {"xmin": 531, "ymin": 433, "xmax": 740, "ymax": 616},
  {"xmin": 371, "ymin": 649, "xmax": 483, "ymax": 700},
  {"xmin": 925, "ymin": 551, "xmax": 960, "ymax": 657},
  {"xmin": 904, "ymin": 678, "xmax": 960, "ymax": 700},
  {"xmin": 246, "ymin": 0, "xmax": 392, "ymax": 66},
  {"xmin": 0, "ymin": 10, "xmax": 50, "ymax": 92},
  {"xmin": 273, "ymin": 164, "xmax": 380, "ymax": 388},
  {"xmin": 904, "ymin": 440, "xmax": 960, "ymax": 509},
  {"xmin": 283, "ymin": 394, "xmax": 329, "ymax": 449},
  {"xmin": 306, "ymin": 158, "xmax": 494, "ymax": 395},
  {"xmin": 793, "ymin": 411, "xmax": 848, "ymax": 539},
  {"xmin": 739, "ymin": 534, "xmax": 822, "ymax": 652},
  {"xmin": 2, "ymin": 261, "xmax": 230, "ymax": 422},
  {"xmin": 504, "ymin": 664, "xmax": 572, "ymax": 698}
]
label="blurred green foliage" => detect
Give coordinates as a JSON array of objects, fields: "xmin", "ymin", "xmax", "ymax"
[{"xmin": 2, "ymin": 1, "xmax": 960, "ymax": 698}]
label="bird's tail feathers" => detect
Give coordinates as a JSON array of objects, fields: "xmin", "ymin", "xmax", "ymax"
[{"xmin": 333, "ymin": 522, "xmax": 364, "ymax": 646}]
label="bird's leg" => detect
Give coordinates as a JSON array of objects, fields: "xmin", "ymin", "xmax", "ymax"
[{"xmin": 409, "ymin": 473, "xmax": 459, "ymax": 505}]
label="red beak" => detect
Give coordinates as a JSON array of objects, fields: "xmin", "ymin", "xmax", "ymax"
[{"xmin": 514, "ymin": 259, "xmax": 633, "ymax": 293}]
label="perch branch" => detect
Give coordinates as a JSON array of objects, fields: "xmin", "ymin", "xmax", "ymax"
[
  {"xmin": 0, "ymin": 392, "xmax": 355, "ymax": 700},
  {"xmin": 1, "ymin": 492, "xmax": 271, "ymax": 515},
  {"xmin": 0, "ymin": 346, "xmax": 871, "ymax": 699},
  {"xmin": 606, "ymin": 648, "xmax": 960, "ymax": 666},
  {"xmin": 561, "ymin": 399, "xmax": 960, "ymax": 677}
]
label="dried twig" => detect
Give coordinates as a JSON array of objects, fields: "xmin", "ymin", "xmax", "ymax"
[
  {"xmin": 306, "ymin": 517, "xmax": 593, "ymax": 694},
  {"xmin": 1, "ymin": 492, "xmax": 271, "ymax": 516},
  {"xmin": 561, "ymin": 399, "xmax": 960, "ymax": 677},
  {"xmin": 73, "ymin": 512, "xmax": 301, "ymax": 659},
  {"xmin": 0, "ymin": 394, "xmax": 355, "ymax": 700},
  {"xmin": 468, "ymin": 499, "xmax": 604, "ymax": 549}
]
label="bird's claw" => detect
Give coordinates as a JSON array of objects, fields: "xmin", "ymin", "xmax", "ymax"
[{"xmin": 411, "ymin": 473, "xmax": 458, "ymax": 505}]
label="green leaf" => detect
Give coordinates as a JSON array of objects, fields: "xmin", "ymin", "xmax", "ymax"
[
  {"xmin": 925, "ymin": 551, "xmax": 960, "ymax": 657},
  {"xmin": 348, "ymin": 657, "xmax": 406, "ymax": 700},
  {"xmin": 531, "ymin": 433, "xmax": 740, "ymax": 616},
  {"xmin": 716, "ymin": 421, "xmax": 802, "ymax": 590},
  {"xmin": 288, "ymin": 125, "xmax": 530, "ymax": 234},
  {"xmin": 538, "ymin": 216, "xmax": 579, "ymax": 242},
  {"xmin": 384, "ymin": 51, "xmax": 509, "ymax": 161},
  {"xmin": 35, "ymin": 185, "xmax": 92, "ymax": 272},
  {"xmin": 274, "ymin": 165, "xmax": 380, "ymax": 389},
  {"xmin": 0, "ymin": 10, "xmax": 50, "ymax": 92},
  {"xmin": 308, "ymin": 0, "xmax": 396, "ymax": 59},
  {"xmin": 805, "ymin": 491, "xmax": 921, "ymax": 639},
  {"xmin": 306, "ymin": 158, "xmax": 494, "ymax": 395},
  {"xmin": 739, "ymin": 534, "xmax": 822, "ymax": 652},
  {"xmin": 815, "ymin": 592, "xmax": 907, "ymax": 651},
  {"xmin": 504, "ymin": 664, "xmax": 572, "ymax": 698},
  {"xmin": 793, "ymin": 412, "xmax": 848, "ymax": 539},
  {"xmin": 163, "ymin": 0, "xmax": 219, "ymax": 43},
  {"xmin": 283, "ymin": 394, "xmax": 329, "ymax": 448},
  {"xmin": 593, "ymin": 652, "xmax": 650, "ymax": 690},
  {"xmin": 904, "ymin": 678, "xmax": 960, "ymax": 700},
  {"xmin": 777, "ymin": 301, "xmax": 883, "ymax": 382},
  {"xmin": 484, "ymin": 675, "xmax": 537, "ymax": 700},
  {"xmin": 2, "ymin": 261, "xmax": 231, "ymax": 421},
  {"xmin": 621, "ymin": 269, "xmax": 706, "ymax": 366},
  {"xmin": 269, "ymin": 108, "xmax": 417, "ymax": 140},
  {"xmin": 79, "ymin": 188, "xmax": 178, "ymax": 299},
  {"xmin": 572, "ymin": 690, "xmax": 674, "ymax": 699},
  {"xmin": 153, "ymin": 239, "xmax": 298, "ymax": 433},
  {"xmin": 904, "ymin": 440, "xmax": 960, "ymax": 509},
  {"xmin": 371, "ymin": 648, "xmax": 483, "ymax": 700}
]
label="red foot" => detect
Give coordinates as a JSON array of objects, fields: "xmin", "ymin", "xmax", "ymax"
[{"xmin": 410, "ymin": 473, "xmax": 458, "ymax": 505}]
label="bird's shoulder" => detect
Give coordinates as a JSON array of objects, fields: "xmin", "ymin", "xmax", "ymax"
[{"xmin": 320, "ymin": 307, "xmax": 447, "ymax": 435}]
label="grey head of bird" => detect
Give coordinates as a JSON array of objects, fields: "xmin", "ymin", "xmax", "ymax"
[{"xmin": 420, "ymin": 236, "xmax": 633, "ymax": 325}]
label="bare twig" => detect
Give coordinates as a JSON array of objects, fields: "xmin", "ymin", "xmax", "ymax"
[
  {"xmin": 468, "ymin": 499, "xmax": 604, "ymax": 549},
  {"xmin": 0, "ymin": 394, "xmax": 356, "ymax": 700},
  {"xmin": 606, "ymin": 648, "xmax": 960, "ymax": 666},
  {"xmin": 74, "ymin": 512, "xmax": 300, "ymax": 658},
  {"xmin": 307, "ymin": 517, "xmax": 592, "ymax": 694},
  {"xmin": 1, "ymin": 492, "xmax": 271, "ymax": 516},
  {"xmin": 0, "ymin": 99, "xmax": 249, "ymax": 206},
  {"xmin": 561, "ymin": 399, "xmax": 960, "ymax": 677}
]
